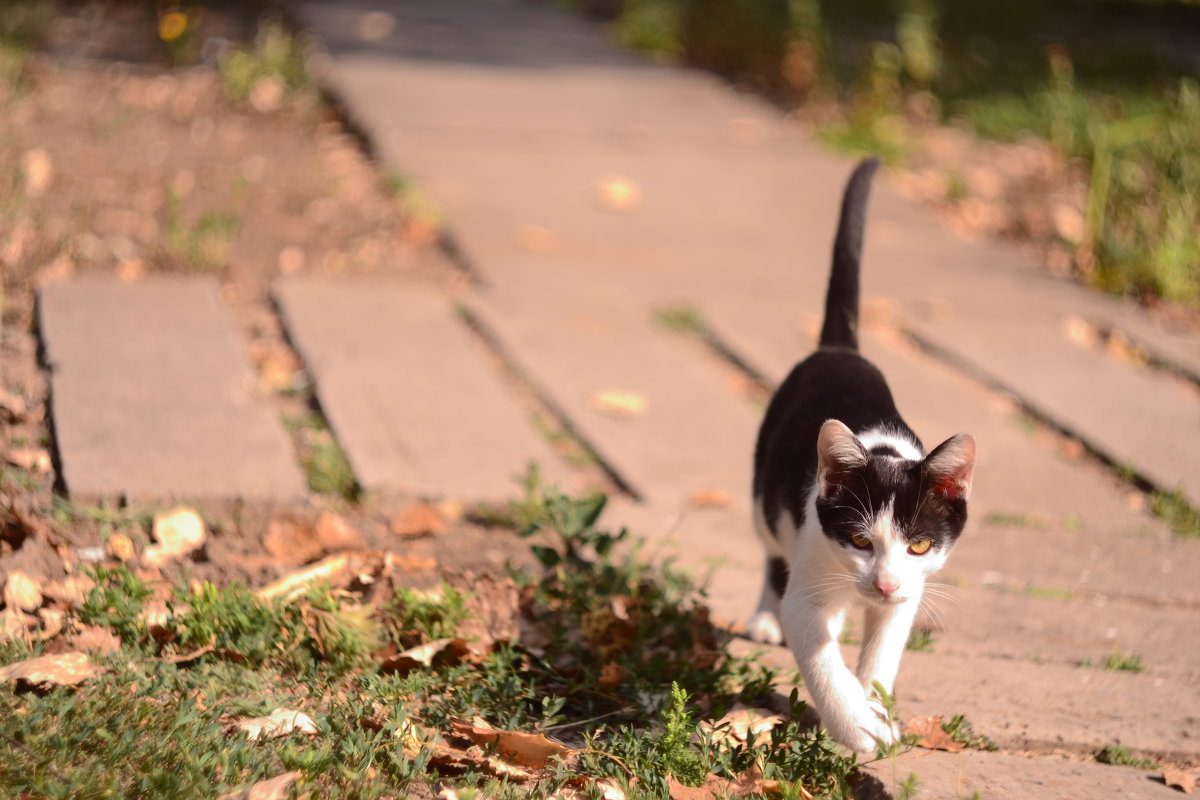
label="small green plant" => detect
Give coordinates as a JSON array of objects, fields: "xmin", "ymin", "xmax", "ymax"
[
  {"xmin": 284, "ymin": 411, "xmax": 361, "ymax": 502},
  {"xmin": 381, "ymin": 170, "xmax": 443, "ymax": 233},
  {"xmin": 163, "ymin": 189, "xmax": 240, "ymax": 272},
  {"xmin": 219, "ymin": 19, "xmax": 311, "ymax": 105},
  {"xmin": 1150, "ymin": 488, "xmax": 1200, "ymax": 539},
  {"xmin": 905, "ymin": 628, "xmax": 935, "ymax": 652},
  {"xmin": 1023, "ymin": 585, "xmax": 1074, "ymax": 601},
  {"xmin": 941, "ymin": 714, "xmax": 997, "ymax": 752},
  {"xmin": 79, "ymin": 564, "xmax": 153, "ymax": 645},
  {"xmin": 387, "ymin": 583, "xmax": 470, "ymax": 646},
  {"xmin": 982, "ymin": 511, "xmax": 1042, "ymax": 529},
  {"xmin": 895, "ymin": 771, "xmax": 920, "ymax": 800},
  {"xmin": 1102, "ymin": 652, "xmax": 1143, "ymax": 673},
  {"xmin": 652, "ymin": 304, "xmax": 707, "ymax": 336},
  {"xmin": 1096, "ymin": 743, "xmax": 1158, "ymax": 770}
]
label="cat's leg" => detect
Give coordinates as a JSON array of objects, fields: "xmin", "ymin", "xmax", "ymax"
[
  {"xmin": 855, "ymin": 598, "xmax": 921, "ymax": 696},
  {"xmin": 781, "ymin": 592, "xmax": 897, "ymax": 753},
  {"xmin": 746, "ymin": 555, "xmax": 787, "ymax": 645}
]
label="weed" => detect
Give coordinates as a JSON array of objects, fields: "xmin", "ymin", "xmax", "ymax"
[
  {"xmin": 905, "ymin": 628, "xmax": 935, "ymax": 652},
  {"xmin": 162, "ymin": 188, "xmax": 240, "ymax": 272},
  {"xmin": 219, "ymin": 19, "xmax": 311, "ymax": 105},
  {"xmin": 982, "ymin": 511, "xmax": 1042, "ymax": 529},
  {"xmin": 284, "ymin": 411, "xmax": 361, "ymax": 502},
  {"xmin": 78, "ymin": 564, "xmax": 154, "ymax": 645},
  {"xmin": 381, "ymin": 169, "xmax": 443, "ymax": 234},
  {"xmin": 386, "ymin": 582, "xmax": 470, "ymax": 646},
  {"xmin": 0, "ymin": 465, "xmax": 40, "ymax": 493},
  {"xmin": 1150, "ymin": 489, "xmax": 1200, "ymax": 539},
  {"xmin": 1103, "ymin": 652, "xmax": 1143, "ymax": 673},
  {"xmin": 1023, "ymin": 585, "xmax": 1074, "ymax": 601},
  {"xmin": 896, "ymin": 771, "xmax": 920, "ymax": 800},
  {"xmin": 941, "ymin": 714, "xmax": 997, "ymax": 752},
  {"xmin": 652, "ymin": 304, "xmax": 707, "ymax": 336},
  {"xmin": 1096, "ymin": 743, "xmax": 1158, "ymax": 770}
]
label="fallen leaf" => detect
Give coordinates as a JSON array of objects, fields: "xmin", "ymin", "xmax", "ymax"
[
  {"xmin": 380, "ymin": 638, "xmax": 472, "ymax": 675},
  {"xmin": 0, "ymin": 387, "xmax": 26, "ymax": 422},
  {"xmin": 142, "ymin": 506, "xmax": 206, "ymax": 566},
  {"xmin": 3, "ymin": 570, "xmax": 43, "ymax": 611},
  {"xmin": 904, "ymin": 715, "xmax": 965, "ymax": 753},
  {"xmin": 20, "ymin": 148, "xmax": 53, "ymax": 197},
  {"xmin": 590, "ymin": 389, "xmax": 647, "ymax": 417},
  {"xmin": 688, "ymin": 489, "xmax": 733, "ymax": 509},
  {"xmin": 0, "ymin": 651, "xmax": 102, "ymax": 689},
  {"xmin": 217, "ymin": 771, "xmax": 301, "ymax": 800},
  {"xmin": 315, "ymin": 511, "xmax": 367, "ymax": 551},
  {"xmin": 263, "ymin": 513, "xmax": 324, "ymax": 565},
  {"xmin": 232, "ymin": 708, "xmax": 319, "ymax": 741},
  {"xmin": 4, "ymin": 447, "xmax": 51, "ymax": 472},
  {"xmin": 67, "ymin": 625, "xmax": 122, "ymax": 653},
  {"xmin": 597, "ymin": 175, "xmax": 641, "ymax": 211},
  {"xmin": 41, "ymin": 574, "xmax": 95, "ymax": 608},
  {"xmin": 391, "ymin": 502, "xmax": 447, "ymax": 538},
  {"xmin": 702, "ymin": 706, "xmax": 785, "ymax": 745},
  {"xmin": 454, "ymin": 572, "xmax": 520, "ymax": 650},
  {"xmin": 597, "ymin": 661, "xmax": 625, "ymax": 690},
  {"xmin": 450, "ymin": 718, "xmax": 574, "ymax": 769},
  {"xmin": 667, "ymin": 770, "xmax": 789, "ymax": 800},
  {"xmin": 104, "ymin": 534, "xmax": 136, "ymax": 562},
  {"xmin": 1163, "ymin": 768, "xmax": 1197, "ymax": 794}
]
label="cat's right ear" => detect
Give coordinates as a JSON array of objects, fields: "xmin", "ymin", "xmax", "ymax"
[{"xmin": 816, "ymin": 420, "xmax": 868, "ymax": 496}]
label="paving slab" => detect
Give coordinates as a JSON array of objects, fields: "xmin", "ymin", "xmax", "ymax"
[
  {"xmin": 856, "ymin": 749, "xmax": 1180, "ymax": 800},
  {"xmin": 274, "ymin": 278, "xmax": 569, "ymax": 500},
  {"xmin": 38, "ymin": 278, "xmax": 306, "ymax": 502},
  {"xmin": 733, "ymin": 640, "xmax": 1200, "ymax": 760}
]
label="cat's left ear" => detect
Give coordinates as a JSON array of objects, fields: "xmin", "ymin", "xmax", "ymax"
[{"xmin": 923, "ymin": 434, "xmax": 976, "ymax": 502}]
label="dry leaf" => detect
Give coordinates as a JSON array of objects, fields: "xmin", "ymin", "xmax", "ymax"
[
  {"xmin": 104, "ymin": 534, "xmax": 136, "ymax": 562},
  {"xmin": 380, "ymin": 638, "xmax": 472, "ymax": 675},
  {"xmin": 143, "ymin": 506, "xmax": 206, "ymax": 566},
  {"xmin": 597, "ymin": 176, "xmax": 641, "ymax": 210},
  {"xmin": 3, "ymin": 570, "xmax": 43, "ymax": 611},
  {"xmin": 1163, "ymin": 768, "xmax": 1198, "ymax": 794},
  {"xmin": 0, "ymin": 651, "xmax": 102, "ymax": 689},
  {"xmin": 4, "ymin": 447, "xmax": 51, "ymax": 472},
  {"xmin": 667, "ymin": 769, "xmax": 789, "ymax": 800},
  {"xmin": 233, "ymin": 708, "xmax": 319, "ymax": 741},
  {"xmin": 904, "ymin": 715, "xmax": 965, "ymax": 753},
  {"xmin": 450, "ymin": 718, "xmax": 574, "ymax": 769},
  {"xmin": 0, "ymin": 387, "xmax": 27, "ymax": 422},
  {"xmin": 688, "ymin": 489, "xmax": 733, "ymax": 509},
  {"xmin": 315, "ymin": 512, "xmax": 367, "ymax": 551},
  {"xmin": 67, "ymin": 625, "xmax": 122, "ymax": 653},
  {"xmin": 263, "ymin": 514, "xmax": 324, "ymax": 565},
  {"xmin": 42, "ymin": 574, "xmax": 95, "ymax": 608},
  {"xmin": 391, "ymin": 502, "xmax": 448, "ymax": 538},
  {"xmin": 217, "ymin": 771, "xmax": 301, "ymax": 800},
  {"xmin": 590, "ymin": 389, "xmax": 647, "ymax": 417},
  {"xmin": 455, "ymin": 573, "xmax": 520, "ymax": 650},
  {"xmin": 702, "ymin": 706, "xmax": 785, "ymax": 745},
  {"xmin": 597, "ymin": 661, "xmax": 625, "ymax": 690}
]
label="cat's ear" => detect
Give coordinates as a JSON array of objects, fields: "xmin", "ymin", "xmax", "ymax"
[
  {"xmin": 923, "ymin": 434, "xmax": 976, "ymax": 502},
  {"xmin": 816, "ymin": 419, "xmax": 868, "ymax": 496}
]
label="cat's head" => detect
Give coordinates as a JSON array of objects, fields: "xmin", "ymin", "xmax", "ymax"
[{"xmin": 813, "ymin": 419, "xmax": 975, "ymax": 604}]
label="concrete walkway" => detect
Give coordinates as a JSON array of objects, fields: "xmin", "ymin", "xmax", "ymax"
[{"xmin": 38, "ymin": 0, "xmax": 1200, "ymax": 796}]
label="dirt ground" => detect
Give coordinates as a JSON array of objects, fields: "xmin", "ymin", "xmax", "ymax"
[{"xmin": 0, "ymin": 1, "xmax": 541, "ymax": 599}]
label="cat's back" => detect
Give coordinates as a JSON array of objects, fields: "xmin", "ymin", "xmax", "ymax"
[{"xmin": 754, "ymin": 347, "xmax": 908, "ymax": 495}]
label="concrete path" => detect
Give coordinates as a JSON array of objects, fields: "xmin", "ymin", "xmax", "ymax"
[
  {"xmin": 36, "ymin": 0, "xmax": 1200, "ymax": 795},
  {"xmin": 39, "ymin": 278, "xmax": 306, "ymax": 503}
]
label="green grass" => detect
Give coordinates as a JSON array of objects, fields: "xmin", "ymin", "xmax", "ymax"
[
  {"xmin": 904, "ymin": 628, "xmax": 935, "ymax": 652},
  {"xmin": 652, "ymin": 304, "xmax": 708, "ymax": 337},
  {"xmin": 1150, "ymin": 489, "xmax": 1200, "ymax": 538},
  {"xmin": 3, "ymin": 473, "xmax": 883, "ymax": 798},
  {"xmin": 1096, "ymin": 743, "xmax": 1158, "ymax": 770},
  {"xmin": 283, "ymin": 411, "xmax": 361, "ymax": 502},
  {"xmin": 162, "ymin": 188, "xmax": 241, "ymax": 272},
  {"xmin": 219, "ymin": 19, "xmax": 312, "ymax": 105},
  {"xmin": 941, "ymin": 714, "xmax": 997, "ymax": 752},
  {"xmin": 1023, "ymin": 585, "xmax": 1074, "ymax": 601},
  {"xmin": 1103, "ymin": 652, "xmax": 1144, "ymax": 673}
]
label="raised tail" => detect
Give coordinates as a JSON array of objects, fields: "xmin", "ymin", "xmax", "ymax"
[{"xmin": 818, "ymin": 157, "xmax": 880, "ymax": 351}]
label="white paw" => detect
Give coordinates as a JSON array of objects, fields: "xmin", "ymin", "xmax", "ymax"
[
  {"xmin": 846, "ymin": 698, "xmax": 900, "ymax": 754},
  {"xmin": 745, "ymin": 610, "xmax": 784, "ymax": 645}
]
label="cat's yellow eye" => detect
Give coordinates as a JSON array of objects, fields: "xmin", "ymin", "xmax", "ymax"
[
  {"xmin": 908, "ymin": 539, "xmax": 932, "ymax": 555},
  {"xmin": 850, "ymin": 532, "xmax": 872, "ymax": 550}
]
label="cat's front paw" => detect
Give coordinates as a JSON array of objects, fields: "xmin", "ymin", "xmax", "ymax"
[
  {"xmin": 845, "ymin": 698, "xmax": 900, "ymax": 754},
  {"xmin": 745, "ymin": 610, "xmax": 784, "ymax": 645}
]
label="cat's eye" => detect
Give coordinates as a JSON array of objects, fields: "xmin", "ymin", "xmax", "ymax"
[
  {"xmin": 908, "ymin": 539, "xmax": 932, "ymax": 555},
  {"xmin": 850, "ymin": 532, "xmax": 872, "ymax": 550}
]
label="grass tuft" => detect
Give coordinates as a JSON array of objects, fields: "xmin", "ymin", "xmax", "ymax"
[
  {"xmin": 1096, "ymin": 743, "xmax": 1158, "ymax": 770},
  {"xmin": 1103, "ymin": 652, "xmax": 1144, "ymax": 673}
]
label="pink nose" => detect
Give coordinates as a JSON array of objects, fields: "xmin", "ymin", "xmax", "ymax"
[{"xmin": 874, "ymin": 578, "xmax": 899, "ymax": 598}]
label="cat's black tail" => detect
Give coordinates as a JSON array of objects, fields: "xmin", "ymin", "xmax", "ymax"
[{"xmin": 818, "ymin": 157, "xmax": 880, "ymax": 351}]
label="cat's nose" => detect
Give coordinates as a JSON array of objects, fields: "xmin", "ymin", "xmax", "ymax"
[{"xmin": 874, "ymin": 578, "xmax": 899, "ymax": 598}]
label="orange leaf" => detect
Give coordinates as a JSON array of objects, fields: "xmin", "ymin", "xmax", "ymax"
[
  {"xmin": 1163, "ymin": 768, "xmax": 1197, "ymax": 794},
  {"xmin": 0, "ymin": 651, "xmax": 102, "ymax": 689},
  {"xmin": 904, "ymin": 715, "xmax": 965, "ymax": 753},
  {"xmin": 449, "ymin": 718, "xmax": 574, "ymax": 769}
]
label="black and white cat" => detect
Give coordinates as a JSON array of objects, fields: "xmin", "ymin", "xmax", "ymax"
[{"xmin": 748, "ymin": 158, "xmax": 976, "ymax": 753}]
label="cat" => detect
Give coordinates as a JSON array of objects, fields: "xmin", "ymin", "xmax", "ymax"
[{"xmin": 747, "ymin": 157, "xmax": 976, "ymax": 753}]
